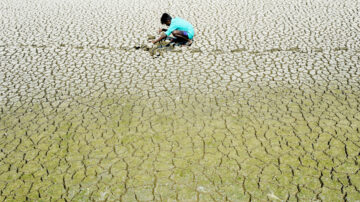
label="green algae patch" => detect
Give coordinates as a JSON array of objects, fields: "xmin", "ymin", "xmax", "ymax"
[{"xmin": 0, "ymin": 85, "xmax": 360, "ymax": 201}]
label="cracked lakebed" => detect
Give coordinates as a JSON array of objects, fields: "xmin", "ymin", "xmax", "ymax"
[{"xmin": 1, "ymin": 85, "xmax": 360, "ymax": 201}]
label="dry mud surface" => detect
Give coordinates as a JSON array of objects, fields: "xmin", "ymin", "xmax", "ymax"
[{"xmin": 1, "ymin": 0, "xmax": 360, "ymax": 201}]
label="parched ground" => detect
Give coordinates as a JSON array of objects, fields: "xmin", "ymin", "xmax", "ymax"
[{"xmin": 1, "ymin": 0, "xmax": 360, "ymax": 201}]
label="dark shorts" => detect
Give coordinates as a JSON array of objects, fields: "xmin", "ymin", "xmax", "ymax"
[{"xmin": 181, "ymin": 31, "xmax": 189, "ymax": 39}]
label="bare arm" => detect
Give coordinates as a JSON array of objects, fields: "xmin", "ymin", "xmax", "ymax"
[
  {"xmin": 152, "ymin": 33, "xmax": 167, "ymax": 44},
  {"xmin": 158, "ymin": 28, "xmax": 168, "ymax": 34}
]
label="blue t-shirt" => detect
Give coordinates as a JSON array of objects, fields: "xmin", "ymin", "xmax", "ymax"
[{"xmin": 165, "ymin": 17, "xmax": 195, "ymax": 39}]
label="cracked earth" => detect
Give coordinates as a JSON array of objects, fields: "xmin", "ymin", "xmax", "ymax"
[{"xmin": 1, "ymin": 0, "xmax": 360, "ymax": 201}]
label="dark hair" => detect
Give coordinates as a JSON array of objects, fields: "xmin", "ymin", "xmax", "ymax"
[{"xmin": 161, "ymin": 13, "xmax": 172, "ymax": 24}]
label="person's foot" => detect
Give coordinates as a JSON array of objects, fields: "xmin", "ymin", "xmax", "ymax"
[
  {"xmin": 185, "ymin": 39, "xmax": 193, "ymax": 46},
  {"xmin": 169, "ymin": 37, "xmax": 177, "ymax": 43}
]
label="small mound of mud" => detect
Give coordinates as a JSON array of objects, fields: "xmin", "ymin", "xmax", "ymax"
[
  {"xmin": 134, "ymin": 41, "xmax": 175, "ymax": 57},
  {"xmin": 134, "ymin": 35, "xmax": 189, "ymax": 57},
  {"xmin": 134, "ymin": 39, "xmax": 184, "ymax": 57}
]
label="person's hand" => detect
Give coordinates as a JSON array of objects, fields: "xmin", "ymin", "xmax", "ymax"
[
  {"xmin": 151, "ymin": 40, "xmax": 156, "ymax": 44},
  {"xmin": 158, "ymin": 28, "xmax": 163, "ymax": 34}
]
